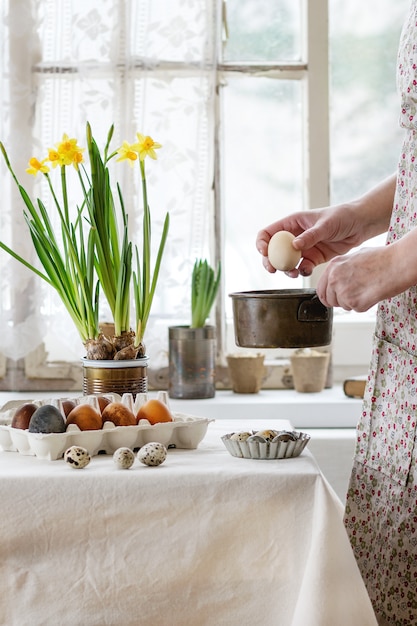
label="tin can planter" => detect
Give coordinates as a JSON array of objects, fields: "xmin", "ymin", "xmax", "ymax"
[
  {"xmin": 81, "ymin": 357, "xmax": 149, "ymax": 397},
  {"xmin": 168, "ymin": 326, "xmax": 216, "ymax": 399}
]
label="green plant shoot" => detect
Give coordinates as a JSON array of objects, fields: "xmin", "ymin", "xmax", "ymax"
[{"xmin": 191, "ymin": 259, "xmax": 221, "ymax": 328}]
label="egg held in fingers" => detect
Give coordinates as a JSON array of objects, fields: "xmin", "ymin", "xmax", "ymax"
[{"xmin": 268, "ymin": 231, "xmax": 301, "ymax": 271}]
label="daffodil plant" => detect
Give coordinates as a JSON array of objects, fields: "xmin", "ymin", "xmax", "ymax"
[{"xmin": 0, "ymin": 123, "xmax": 169, "ymax": 360}]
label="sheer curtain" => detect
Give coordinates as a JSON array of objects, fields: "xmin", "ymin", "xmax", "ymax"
[{"xmin": 0, "ymin": 0, "xmax": 218, "ymax": 368}]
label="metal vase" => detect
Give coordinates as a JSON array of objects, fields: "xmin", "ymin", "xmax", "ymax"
[
  {"xmin": 81, "ymin": 357, "xmax": 149, "ymax": 397},
  {"xmin": 168, "ymin": 326, "xmax": 216, "ymax": 399}
]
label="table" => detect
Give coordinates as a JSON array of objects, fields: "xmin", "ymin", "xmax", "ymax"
[{"xmin": 0, "ymin": 419, "xmax": 377, "ymax": 626}]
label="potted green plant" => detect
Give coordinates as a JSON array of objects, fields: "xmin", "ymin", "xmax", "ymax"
[
  {"xmin": 168, "ymin": 258, "xmax": 221, "ymax": 399},
  {"xmin": 0, "ymin": 123, "xmax": 169, "ymax": 395}
]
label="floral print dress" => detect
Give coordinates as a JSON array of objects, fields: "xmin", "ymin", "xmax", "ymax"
[{"xmin": 344, "ymin": 3, "xmax": 417, "ymax": 624}]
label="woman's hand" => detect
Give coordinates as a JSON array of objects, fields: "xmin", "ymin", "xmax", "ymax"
[
  {"xmin": 256, "ymin": 205, "xmax": 363, "ymax": 277},
  {"xmin": 316, "ymin": 247, "xmax": 389, "ymax": 311},
  {"xmin": 317, "ymin": 231, "xmax": 417, "ymax": 311}
]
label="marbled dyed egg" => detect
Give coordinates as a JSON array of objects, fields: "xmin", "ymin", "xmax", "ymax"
[
  {"xmin": 137, "ymin": 442, "xmax": 167, "ymax": 466},
  {"xmin": 29, "ymin": 404, "xmax": 66, "ymax": 433},
  {"xmin": 64, "ymin": 446, "xmax": 91, "ymax": 469},
  {"xmin": 113, "ymin": 447, "xmax": 135, "ymax": 469}
]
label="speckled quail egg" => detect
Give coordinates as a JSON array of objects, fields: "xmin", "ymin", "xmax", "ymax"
[
  {"xmin": 230, "ymin": 431, "xmax": 252, "ymax": 442},
  {"xmin": 254, "ymin": 429, "xmax": 279, "ymax": 442},
  {"xmin": 137, "ymin": 442, "xmax": 167, "ymax": 466},
  {"xmin": 113, "ymin": 447, "xmax": 135, "ymax": 469},
  {"xmin": 64, "ymin": 446, "xmax": 91, "ymax": 469},
  {"xmin": 275, "ymin": 431, "xmax": 298, "ymax": 442}
]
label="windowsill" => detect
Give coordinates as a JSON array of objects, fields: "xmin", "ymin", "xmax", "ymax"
[
  {"xmin": 0, "ymin": 386, "xmax": 362, "ymax": 429},
  {"xmin": 170, "ymin": 387, "xmax": 361, "ymax": 428}
]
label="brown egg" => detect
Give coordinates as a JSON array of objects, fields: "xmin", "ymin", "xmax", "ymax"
[
  {"xmin": 62, "ymin": 400, "xmax": 76, "ymax": 417},
  {"xmin": 66, "ymin": 404, "xmax": 102, "ymax": 431},
  {"xmin": 136, "ymin": 399, "xmax": 173, "ymax": 425},
  {"xmin": 11, "ymin": 403, "xmax": 38, "ymax": 430},
  {"xmin": 97, "ymin": 396, "xmax": 111, "ymax": 414},
  {"xmin": 101, "ymin": 402, "xmax": 136, "ymax": 426}
]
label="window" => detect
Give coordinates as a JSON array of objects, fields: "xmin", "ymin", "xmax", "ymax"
[
  {"xmin": 0, "ymin": 0, "xmax": 410, "ymax": 390},
  {"xmin": 224, "ymin": 0, "xmax": 408, "ymax": 381}
]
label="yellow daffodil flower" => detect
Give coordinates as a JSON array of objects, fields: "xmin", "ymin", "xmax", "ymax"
[
  {"xmin": 26, "ymin": 157, "xmax": 50, "ymax": 176},
  {"xmin": 48, "ymin": 149, "xmax": 63, "ymax": 168},
  {"xmin": 134, "ymin": 133, "xmax": 162, "ymax": 161},
  {"xmin": 71, "ymin": 149, "xmax": 84, "ymax": 169},
  {"xmin": 116, "ymin": 141, "xmax": 139, "ymax": 167},
  {"xmin": 48, "ymin": 134, "xmax": 84, "ymax": 169}
]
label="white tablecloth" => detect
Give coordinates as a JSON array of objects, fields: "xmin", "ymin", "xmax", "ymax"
[{"xmin": 0, "ymin": 419, "xmax": 377, "ymax": 626}]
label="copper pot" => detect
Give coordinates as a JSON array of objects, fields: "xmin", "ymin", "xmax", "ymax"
[{"xmin": 229, "ymin": 289, "xmax": 332, "ymax": 348}]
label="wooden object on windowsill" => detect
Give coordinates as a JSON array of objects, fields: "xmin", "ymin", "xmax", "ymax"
[{"xmin": 343, "ymin": 376, "xmax": 367, "ymax": 399}]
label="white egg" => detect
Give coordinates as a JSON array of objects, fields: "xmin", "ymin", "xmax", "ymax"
[
  {"xmin": 64, "ymin": 445, "xmax": 91, "ymax": 469},
  {"xmin": 268, "ymin": 231, "xmax": 301, "ymax": 271},
  {"xmin": 113, "ymin": 447, "xmax": 135, "ymax": 469},
  {"xmin": 137, "ymin": 442, "xmax": 167, "ymax": 466}
]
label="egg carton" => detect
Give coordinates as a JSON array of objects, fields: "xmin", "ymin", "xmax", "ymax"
[{"xmin": 0, "ymin": 392, "xmax": 214, "ymax": 461}]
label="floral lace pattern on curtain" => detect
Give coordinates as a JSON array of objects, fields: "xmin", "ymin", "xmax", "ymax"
[{"xmin": 0, "ymin": 0, "xmax": 216, "ymax": 367}]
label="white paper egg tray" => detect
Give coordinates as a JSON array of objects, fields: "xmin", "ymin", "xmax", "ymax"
[
  {"xmin": 0, "ymin": 393, "xmax": 214, "ymax": 461},
  {"xmin": 222, "ymin": 430, "xmax": 310, "ymax": 460}
]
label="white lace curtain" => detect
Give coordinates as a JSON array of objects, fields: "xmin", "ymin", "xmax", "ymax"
[{"xmin": 0, "ymin": 0, "xmax": 217, "ymax": 367}]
